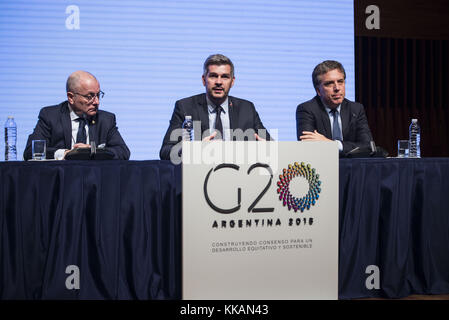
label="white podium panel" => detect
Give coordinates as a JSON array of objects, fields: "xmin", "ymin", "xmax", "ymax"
[{"xmin": 182, "ymin": 141, "xmax": 338, "ymax": 299}]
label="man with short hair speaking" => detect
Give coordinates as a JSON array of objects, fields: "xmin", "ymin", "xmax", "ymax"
[
  {"xmin": 296, "ymin": 60, "xmax": 373, "ymax": 155},
  {"xmin": 24, "ymin": 71, "xmax": 130, "ymax": 160},
  {"xmin": 159, "ymin": 54, "xmax": 270, "ymax": 161}
]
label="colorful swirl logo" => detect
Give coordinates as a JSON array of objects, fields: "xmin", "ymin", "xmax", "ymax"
[{"xmin": 277, "ymin": 162, "xmax": 322, "ymax": 212}]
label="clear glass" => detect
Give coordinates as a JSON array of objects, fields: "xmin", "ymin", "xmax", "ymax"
[
  {"xmin": 397, "ymin": 140, "xmax": 409, "ymax": 158},
  {"xmin": 32, "ymin": 140, "xmax": 46, "ymax": 160}
]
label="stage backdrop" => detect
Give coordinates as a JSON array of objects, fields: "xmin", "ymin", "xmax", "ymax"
[{"xmin": 0, "ymin": 0, "xmax": 354, "ymax": 160}]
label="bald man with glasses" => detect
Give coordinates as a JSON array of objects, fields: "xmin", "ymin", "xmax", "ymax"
[{"xmin": 24, "ymin": 71, "xmax": 130, "ymax": 160}]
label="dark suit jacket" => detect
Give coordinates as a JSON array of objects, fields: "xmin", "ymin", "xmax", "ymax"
[
  {"xmin": 24, "ymin": 101, "xmax": 130, "ymax": 160},
  {"xmin": 160, "ymin": 93, "xmax": 270, "ymax": 160},
  {"xmin": 296, "ymin": 96, "xmax": 373, "ymax": 154}
]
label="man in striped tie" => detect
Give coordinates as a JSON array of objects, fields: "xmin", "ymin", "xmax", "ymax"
[{"xmin": 296, "ymin": 60, "xmax": 373, "ymax": 155}]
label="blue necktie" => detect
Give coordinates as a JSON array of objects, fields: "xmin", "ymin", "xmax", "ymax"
[
  {"xmin": 330, "ymin": 109, "xmax": 342, "ymax": 141},
  {"xmin": 76, "ymin": 118, "xmax": 87, "ymax": 144}
]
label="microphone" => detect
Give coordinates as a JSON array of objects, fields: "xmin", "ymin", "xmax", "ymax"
[
  {"xmin": 345, "ymin": 141, "xmax": 387, "ymax": 158},
  {"xmin": 345, "ymin": 146, "xmax": 361, "ymax": 156},
  {"xmin": 370, "ymin": 141, "xmax": 377, "ymax": 156},
  {"xmin": 83, "ymin": 113, "xmax": 97, "ymax": 152}
]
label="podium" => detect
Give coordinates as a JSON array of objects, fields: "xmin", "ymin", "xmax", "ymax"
[{"xmin": 182, "ymin": 141, "xmax": 339, "ymax": 299}]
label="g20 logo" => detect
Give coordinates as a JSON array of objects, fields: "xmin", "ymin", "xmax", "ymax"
[
  {"xmin": 203, "ymin": 162, "xmax": 322, "ymax": 214},
  {"xmin": 203, "ymin": 163, "xmax": 274, "ymax": 214},
  {"xmin": 277, "ymin": 162, "xmax": 321, "ymax": 212}
]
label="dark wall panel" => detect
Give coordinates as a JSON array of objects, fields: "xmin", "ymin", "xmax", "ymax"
[{"xmin": 354, "ymin": 1, "xmax": 449, "ymax": 156}]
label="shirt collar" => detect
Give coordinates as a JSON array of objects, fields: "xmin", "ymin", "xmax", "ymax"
[
  {"xmin": 206, "ymin": 96, "xmax": 229, "ymax": 114},
  {"xmin": 324, "ymin": 103, "xmax": 341, "ymax": 114},
  {"xmin": 68, "ymin": 103, "xmax": 81, "ymax": 121}
]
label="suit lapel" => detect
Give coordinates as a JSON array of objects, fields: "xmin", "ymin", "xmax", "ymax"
[
  {"xmin": 88, "ymin": 114, "xmax": 98, "ymax": 145},
  {"xmin": 316, "ymin": 97, "xmax": 332, "ymax": 139},
  {"xmin": 197, "ymin": 94, "xmax": 210, "ymax": 135},
  {"xmin": 340, "ymin": 99, "xmax": 350, "ymax": 138},
  {"xmin": 60, "ymin": 102, "xmax": 72, "ymax": 148},
  {"xmin": 228, "ymin": 96, "xmax": 236, "ymax": 130}
]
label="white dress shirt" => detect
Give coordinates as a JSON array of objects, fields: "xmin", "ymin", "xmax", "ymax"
[
  {"xmin": 54, "ymin": 104, "xmax": 90, "ymax": 160},
  {"xmin": 206, "ymin": 96, "xmax": 231, "ymax": 141},
  {"xmin": 324, "ymin": 104, "xmax": 343, "ymax": 152}
]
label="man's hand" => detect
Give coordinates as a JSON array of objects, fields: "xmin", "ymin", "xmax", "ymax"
[
  {"xmin": 202, "ymin": 132, "xmax": 267, "ymax": 141},
  {"xmin": 254, "ymin": 133, "xmax": 266, "ymax": 141},
  {"xmin": 62, "ymin": 143, "xmax": 91, "ymax": 159},
  {"xmin": 300, "ymin": 130, "xmax": 332, "ymax": 141},
  {"xmin": 73, "ymin": 143, "xmax": 91, "ymax": 149},
  {"xmin": 202, "ymin": 131, "xmax": 219, "ymax": 141}
]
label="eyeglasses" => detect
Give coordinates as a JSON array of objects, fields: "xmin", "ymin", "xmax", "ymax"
[{"xmin": 73, "ymin": 90, "xmax": 104, "ymax": 102}]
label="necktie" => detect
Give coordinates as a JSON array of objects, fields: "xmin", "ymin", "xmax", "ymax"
[
  {"xmin": 76, "ymin": 117, "xmax": 87, "ymax": 144},
  {"xmin": 330, "ymin": 109, "xmax": 342, "ymax": 141},
  {"xmin": 214, "ymin": 106, "xmax": 223, "ymax": 138}
]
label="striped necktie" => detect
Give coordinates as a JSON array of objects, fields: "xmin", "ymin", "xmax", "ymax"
[{"xmin": 330, "ymin": 109, "xmax": 342, "ymax": 141}]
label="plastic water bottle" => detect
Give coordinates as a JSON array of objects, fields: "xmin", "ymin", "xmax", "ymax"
[
  {"xmin": 4, "ymin": 116, "xmax": 17, "ymax": 161},
  {"xmin": 182, "ymin": 115, "xmax": 194, "ymax": 141},
  {"xmin": 409, "ymin": 119, "xmax": 421, "ymax": 158}
]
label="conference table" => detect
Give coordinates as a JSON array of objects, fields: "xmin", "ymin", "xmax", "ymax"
[{"xmin": 1, "ymin": 158, "xmax": 448, "ymax": 299}]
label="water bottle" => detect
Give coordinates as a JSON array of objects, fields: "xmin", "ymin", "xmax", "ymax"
[
  {"xmin": 182, "ymin": 115, "xmax": 194, "ymax": 141},
  {"xmin": 409, "ymin": 119, "xmax": 421, "ymax": 158},
  {"xmin": 4, "ymin": 116, "xmax": 17, "ymax": 161}
]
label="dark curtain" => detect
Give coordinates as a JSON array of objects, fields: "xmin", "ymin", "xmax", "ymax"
[
  {"xmin": 355, "ymin": 37, "xmax": 449, "ymax": 157},
  {"xmin": 0, "ymin": 160, "xmax": 182, "ymax": 300}
]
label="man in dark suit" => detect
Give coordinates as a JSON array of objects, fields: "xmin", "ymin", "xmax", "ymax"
[
  {"xmin": 24, "ymin": 71, "xmax": 130, "ymax": 160},
  {"xmin": 160, "ymin": 54, "xmax": 270, "ymax": 161},
  {"xmin": 296, "ymin": 60, "xmax": 373, "ymax": 155}
]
